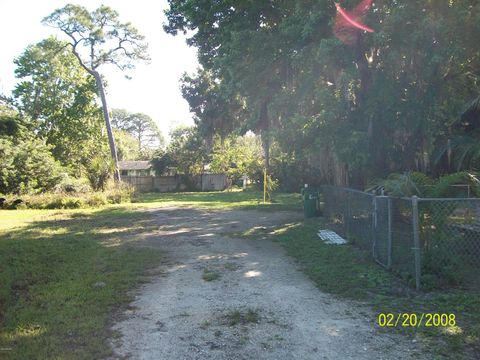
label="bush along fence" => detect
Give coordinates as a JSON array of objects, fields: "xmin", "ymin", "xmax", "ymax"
[{"xmin": 321, "ymin": 186, "xmax": 480, "ymax": 290}]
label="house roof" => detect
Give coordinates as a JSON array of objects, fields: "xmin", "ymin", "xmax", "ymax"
[{"xmin": 118, "ymin": 161, "xmax": 152, "ymax": 170}]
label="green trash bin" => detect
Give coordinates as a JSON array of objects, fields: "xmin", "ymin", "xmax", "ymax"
[{"xmin": 301, "ymin": 186, "xmax": 319, "ymax": 218}]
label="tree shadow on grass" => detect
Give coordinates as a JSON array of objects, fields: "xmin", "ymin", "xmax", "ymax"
[
  {"xmin": 0, "ymin": 207, "xmax": 163, "ymax": 359},
  {"xmin": 0, "ymin": 205, "xmax": 302, "ymax": 359}
]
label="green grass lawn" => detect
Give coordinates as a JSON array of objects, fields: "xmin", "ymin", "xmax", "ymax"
[
  {"xmin": 0, "ymin": 189, "xmax": 300, "ymax": 359},
  {"xmin": 0, "ymin": 207, "xmax": 162, "ymax": 359},
  {"xmin": 263, "ymin": 218, "xmax": 480, "ymax": 359},
  {"xmin": 131, "ymin": 189, "xmax": 301, "ymax": 211}
]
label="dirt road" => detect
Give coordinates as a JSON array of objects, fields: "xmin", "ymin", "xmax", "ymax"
[{"xmin": 110, "ymin": 207, "xmax": 426, "ymax": 359}]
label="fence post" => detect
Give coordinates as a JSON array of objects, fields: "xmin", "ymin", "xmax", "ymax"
[
  {"xmin": 345, "ymin": 191, "xmax": 350, "ymax": 236},
  {"xmin": 372, "ymin": 195, "xmax": 377, "ymax": 258},
  {"xmin": 412, "ymin": 196, "xmax": 421, "ymax": 291},
  {"xmin": 387, "ymin": 197, "xmax": 392, "ymax": 269}
]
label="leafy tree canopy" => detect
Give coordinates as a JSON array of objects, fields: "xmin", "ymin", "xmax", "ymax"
[
  {"xmin": 152, "ymin": 125, "xmax": 208, "ymax": 175},
  {"xmin": 210, "ymin": 134, "xmax": 264, "ymax": 182},
  {"xmin": 42, "ymin": 4, "xmax": 149, "ymax": 73},
  {"xmin": 165, "ymin": 0, "xmax": 480, "ymax": 187},
  {"xmin": 0, "ymin": 137, "xmax": 64, "ymax": 195},
  {"xmin": 113, "ymin": 129, "xmax": 141, "ymax": 161},
  {"xmin": 111, "ymin": 109, "xmax": 165, "ymax": 156},
  {"xmin": 13, "ymin": 36, "xmax": 103, "ymax": 171},
  {"xmin": 0, "ymin": 101, "xmax": 26, "ymax": 138}
]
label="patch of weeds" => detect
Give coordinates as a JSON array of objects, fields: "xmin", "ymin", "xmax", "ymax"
[
  {"xmin": 238, "ymin": 335, "xmax": 249, "ymax": 345},
  {"xmin": 225, "ymin": 310, "xmax": 242, "ymax": 326},
  {"xmin": 245, "ymin": 309, "xmax": 260, "ymax": 323},
  {"xmin": 267, "ymin": 334, "xmax": 285, "ymax": 342},
  {"xmin": 224, "ymin": 309, "xmax": 260, "ymax": 326},
  {"xmin": 261, "ymin": 342, "xmax": 273, "ymax": 350},
  {"xmin": 200, "ymin": 320, "xmax": 211, "ymax": 330},
  {"xmin": 202, "ymin": 269, "xmax": 221, "ymax": 282},
  {"xmin": 224, "ymin": 262, "xmax": 240, "ymax": 271}
]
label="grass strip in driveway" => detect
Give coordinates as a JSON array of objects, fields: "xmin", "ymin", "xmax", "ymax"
[
  {"xmin": 265, "ymin": 218, "xmax": 480, "ymax": 359},
  {"xmin": 132, "ymin": 190, "xmax": 301, "ymax": 211},
  {"xmin": 0, "ymin": 207, "xmax": 162, "ymax": 359}
]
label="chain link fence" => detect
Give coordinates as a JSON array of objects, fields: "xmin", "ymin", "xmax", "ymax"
[{"xmin": 321, "ymin": 186, "xmax": 480, "ymax": 289}]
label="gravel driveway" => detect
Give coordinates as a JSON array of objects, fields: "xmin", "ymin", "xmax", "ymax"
[{"xmin": 110, "ymin": 207, "xmax": 427, "ymax": 359}]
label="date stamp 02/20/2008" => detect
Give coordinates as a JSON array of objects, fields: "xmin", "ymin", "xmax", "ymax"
[{"xmin": 377, "ymin": 313, "xmax": 457, "ymax": 328}]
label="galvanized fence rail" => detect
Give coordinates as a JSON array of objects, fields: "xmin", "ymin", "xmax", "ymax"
[{"xmin": 321, "ymin": 186, "xmax": 480, "ymax": 290}]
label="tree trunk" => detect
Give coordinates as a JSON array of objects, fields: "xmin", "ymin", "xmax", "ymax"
[
  {"xmin": 262, "ymin": 130, "xmax": 270, "ymax": 171},
  {"xmin": 93, "ymin": 71, "xmax": 120, "ymax": 182},
  {"xmin": 260, "ymin": 101, "xmax": 270, "ymax": 172}
]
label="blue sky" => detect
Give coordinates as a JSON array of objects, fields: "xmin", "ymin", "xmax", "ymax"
[{"xmin": 0, "ymin": 0, "xmax": 199, "ymax": 140}]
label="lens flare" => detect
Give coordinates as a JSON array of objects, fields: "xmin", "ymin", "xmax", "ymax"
[{"xmin": 333, "ymin": 0, "xmax": 375, "ymax": 44}]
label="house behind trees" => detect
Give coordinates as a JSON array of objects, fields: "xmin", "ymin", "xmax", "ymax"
[{"xmin": 118, "ymin": 161, "xmax": 155, "ymax": 177}]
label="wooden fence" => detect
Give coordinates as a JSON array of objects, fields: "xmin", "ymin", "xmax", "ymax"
[{"xmin": 121, "ymin": 173, "xmax": 228, "ymax": 193}]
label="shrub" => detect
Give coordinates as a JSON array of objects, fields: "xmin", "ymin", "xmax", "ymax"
[
  {"xmin": 106, "ymin": 182, "xmax": 135, "ymax": 204},
  {"xmin": 367, "ymin": 171, "xmax": 479, "ymax": 198},
  {"xmin": 0, "ymin": 137, "xmax": 64, "ymax": 194},
  {"xmin": 427, "ymin": 172, "xmax": 480, "ymax": 198},
  {"xmin": 85, "ymin": 155, "xmax": 112, "ymax": 191},
  {"xmin": 85, "ymin": 193, "xmax": 108, "ymax": 207},
  {"xmin": 265, "ymin": 174, "xmax": 279, "ymax": 201},
  {"xmin": 0, "ymin": 176, "xmax": 134, "ymax": 210},
  {"xmin": 1, "ymin": 183, "xmax": 134, "ymax": 210},
  {"xmin": 366, "ymin": 172, "xmax": 430, "ymax": 197},
  {"xmin": 9, "ymin": 193, "xmax": 84, "ymax": 209},
  {"xmin": 45, "ymin": 197, "xmax": 83, "ymax": 209},
  {"xmin": 55, "ymin": 176, "xmax": 91, "ymax": 193},
  {"xmin": 2, "ymin": 198, "xmax": 25, "ymax": 210}
]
